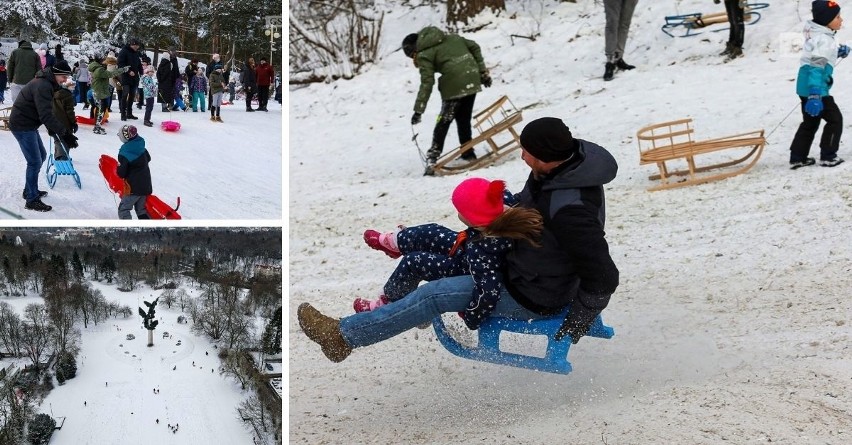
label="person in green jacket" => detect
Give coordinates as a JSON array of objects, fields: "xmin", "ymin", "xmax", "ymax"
[
  {"xmin": 6, "ymin": 40, "xmax": 42, "ymax": 103},
  {"xmin": 88, "ymin": 55, "xmax": 129, "ymax": 135},
  {"xmin": 403, "ymin": 27, "xmax": 492, "ymax": 176}
]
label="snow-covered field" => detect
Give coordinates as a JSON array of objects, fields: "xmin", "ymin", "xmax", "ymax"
[
  {"xmin": 2, "ymin": 281, "xmax": 255, "ymax": 444},
  {"xmin": 289, "ymin": 1, "xmax": 852, "ymax": 443},
  {"xmin": 0, "ymin": 69, "xmax": 282, "ymax": 220}
]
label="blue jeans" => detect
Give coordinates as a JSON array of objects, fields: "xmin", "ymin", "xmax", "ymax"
[
  {"xmin": 339, "ymin": 275, "xmax": 547, "ymax": 348},
  {"xmin": 12, "ymin": 130, "xmax": 47, "ymax": 201}
]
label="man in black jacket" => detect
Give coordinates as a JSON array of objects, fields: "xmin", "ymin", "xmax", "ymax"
[
  {"xmin": 9, "ymin": 66, "xmax": 79, "ymax": 212},
  {"xmin": 117, "ymin": 37, "xmax": 142, "ymax": 120},
  {"xmin": 297, "ymin": 117, "xmax": 620, "ymax": 363}
]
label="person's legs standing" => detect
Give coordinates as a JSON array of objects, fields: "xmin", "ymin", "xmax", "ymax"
[
  {"xmin": 615, "ymin": 0, "xmax": 638, "ymax": 62},
  {"xmin": 134, "ymin": 195, "xmax": 149, "ymax": 219},
  {"xmin": 79, "ymin": 82, "xmax": 89, "ymax": 108},
  {"xmin": 52, "ymin": 136, "xmax": 69, "ymax": 160},
  {"xmin": 9, "ymin": 83, "xmax": 24, "ymax": 103},
  {"xmin": 603, "ymin": 0, "xmax": 623, "ymax": 64},
  {"xmin": 258, "ymin": 85, "xmax": 269, "ymax": 110},
  {"xmin": 789, "ymin": 96, "xmax": 822, "ymax": 163},
  {"xmin": 245, "ymin": 86, "xmax": 254, "ymax": 111},
  {"xmin": 12, "ymin": 130, "xmax": 46, "ymax": 201},
  {"xmin": 124, "ymin": 80, "xmax": 138, "ymax": 117},
  {"xmin": 427, "ymin": 98, "xmax": 461, "ymax": 163},
  {"xmin": 818, "ymin": 95, "xmax": 843, "ymax": 162},
  {"xmin": 454, "ymin": 94, "xmax": 477, "ymax": 160},
  {"xmin": 118, "ymin": 195, "xmax": 142, "ymax": 219},
  {"xmin": 144, "ymin": 97, "xmax": 154, "ymax": 124}
]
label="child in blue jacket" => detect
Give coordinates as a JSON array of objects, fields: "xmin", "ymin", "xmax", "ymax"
[
  {"xmin": 789, "ymin": 1, "xmax": 847, "ymax": 169},
  {"xmin": 116, "ymin": 124, "xmax": 152, "ymax": 219}
]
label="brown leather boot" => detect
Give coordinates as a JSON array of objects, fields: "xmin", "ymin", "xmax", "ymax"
[{"xmin": 297, "ymin": 303, "xmax": 352, "ymax": 362}]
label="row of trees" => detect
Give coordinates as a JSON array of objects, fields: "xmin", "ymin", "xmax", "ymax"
[{"xmin": 1, "ymin": 0, "xmax": 282, "ymax": 72}]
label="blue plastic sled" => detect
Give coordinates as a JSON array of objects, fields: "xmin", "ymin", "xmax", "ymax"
[
  {"xmin": 45, "ymin": 139, "xmax": 82, "ymax": 189},
  {"xmin": 662, "ymin": 3, "xmax": 769, "ymax": 38},
  {"xmin": 432, "ymin": 307, "xmax": 614, "ymax": 374}
]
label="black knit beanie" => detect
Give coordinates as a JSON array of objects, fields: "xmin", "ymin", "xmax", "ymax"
[
  {"xmin": 402, "ymin": 33, "xmax": 418, "ymax": 58},
  {"xmin": 520, "ymin": 117, "xmax": 580, "ymax": 162},
  {"xmin": 813, "ymin": 1, "xmax": 841, "ymax": 26}
]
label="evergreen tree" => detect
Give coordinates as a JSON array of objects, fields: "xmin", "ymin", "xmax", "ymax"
[
  {"xmin": 71, "ymin": 250, "xmax": 84, "ymax": 283},
  {"xmin": 26, "ymin": 413, "xmax": 56, "ymax": 445},
  {"xmin": 0, "ymin": 0, "xmax": 61, "ymax": 41},
  {"xmin": 261, "ymin": 308, "xmax": 282, "ymax": 355}
]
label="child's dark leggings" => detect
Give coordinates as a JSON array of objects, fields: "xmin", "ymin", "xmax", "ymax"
[
  {"xmin": 144, "ymin": 97, "xmax": 154, "ymax": 122},
  {"xmin": 789, "ymin": 95, "xmax": 843, "ymax": 162}
]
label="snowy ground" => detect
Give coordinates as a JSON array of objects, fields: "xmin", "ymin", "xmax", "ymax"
[
  {"xmin": 0, "ymin": 281, "xmax": 255, "ymax": 444},
  {"xmin": 289, "ymin": 1, "xmax": 852, "ymax": 443},
  {"xmin": 0, "ymin": 89, "xmax": 282, "ymax": 220}
]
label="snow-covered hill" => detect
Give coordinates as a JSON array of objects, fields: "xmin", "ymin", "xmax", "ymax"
[{"xmin": 289, "ymin": 1, "xmax": 852, "ymax": 443}]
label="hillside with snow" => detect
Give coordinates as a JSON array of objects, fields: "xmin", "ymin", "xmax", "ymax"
[{"xmin": 288, "ymin": 1, "xmax": 852, "ymax": 443}]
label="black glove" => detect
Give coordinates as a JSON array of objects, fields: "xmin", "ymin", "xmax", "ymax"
[
  {"xmin": 72, "ymin": 123, "xmax": 79, "ymax": 134},
  {"xmin": 61, "ymin": 132, "xmax": 79, "ymax": 149},
  {"xmin": 554, "ymin": 301, "xmax": 600, "ymax": 344},
  {"xmin": 411, "ymin": 112, "xmax": 422, "ymax": 125},
  {"xmin": 481, "ymin": 71, "xmax": 492, "ymax": 88}
]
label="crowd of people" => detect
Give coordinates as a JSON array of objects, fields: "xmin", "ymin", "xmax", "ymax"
[{"xmin": 1, "ymin": 37, "xmax": 280, "ymax": 213}]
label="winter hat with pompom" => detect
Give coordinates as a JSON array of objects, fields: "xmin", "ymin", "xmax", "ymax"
[
  {"xmin": 451, "ymin": 178, "xmax": 505, "ymax": 227},
  {"xmin": 813, "ymin": 1, "xmax": 842, "ymax": 26},
  {"xmin": 118, "ymin": 124, "xmax": 138, "ymax": 143}
]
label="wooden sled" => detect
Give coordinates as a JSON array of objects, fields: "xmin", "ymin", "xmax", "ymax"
[
  {"xmin": 636, "ymin": 118, "xmax": 765, "ymax": 191},
  {"xmin": 0, "ymin": 107, "xmax": 11, "ymax": 131},
  {"xmin": 431, "ymin": 95, "xmax": 523, "ymax": 176},
  {"xmin": 662, "ymin": 3, "xmax": 769, "ymax": 38},
  {"xmin": 45, "ymin": 139, "xmax": 82, "ymax": 189},
  {"xmin": 432, "ymin": 307, "xmax": 614, "ymax": 374}
]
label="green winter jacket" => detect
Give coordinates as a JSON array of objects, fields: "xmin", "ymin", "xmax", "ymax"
[
  {"xmin": 209, "ymin": 71, "xmax": 226, "ymax": 94},
  {"xmin": 413, "ymin": 27, "xmax": 486, "ymax": 114},
  {"xmin": 6, "ymin": 41, "xmax": 42, "ymax": 86},
  {"xmin": 88, "ymin": 60, "xmax": 128, "ymax": 100}
]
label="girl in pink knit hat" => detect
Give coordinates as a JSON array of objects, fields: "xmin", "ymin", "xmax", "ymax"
[{"xmin": 356, "ymin": 177, "xmax": 543, "ymax": 330}]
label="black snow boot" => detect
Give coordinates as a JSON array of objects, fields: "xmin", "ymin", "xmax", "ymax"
[
  {"xmin": 603, "ymin": 63, "xmax": 615, "ymax": 81},
  {"xmin": 615, "ymin": 59, "xmax": 635, "ymax": 70}
]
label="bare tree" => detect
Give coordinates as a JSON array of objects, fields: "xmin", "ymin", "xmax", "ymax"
[
  {"xmin": 20, "ymin": 304, "xmax": 55, "ymax": 370},
  {"xmin": 289, "ymin": 0, "xmax": 384, "ymax": 84},
  {"xmin": 237, "ymin": 394, "xmax": 275, "ymax": 445},
  {"xmin": 0, "ymin": 303, "xmax": 24, "ymax": 358}
]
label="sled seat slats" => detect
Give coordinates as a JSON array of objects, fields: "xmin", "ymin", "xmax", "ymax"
[
  {"xmin": 433, "ymin": 95, "xmax": 523, "ymax": 175},
  {"xmin": 54, "ymin": 160, "xmax": 77, "ymax": 176},
  {"xmin": 637, "ymin": 118, "xmax": 765, "ymax": 191},
  {"xmin": 0, "ymin": 107, "xmax": 10, "ymax": 131}
]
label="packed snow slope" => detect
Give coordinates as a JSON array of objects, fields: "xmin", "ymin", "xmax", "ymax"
[{"xmin": 289, "ymin": 1, "xmax": 852, "ymax": 443}]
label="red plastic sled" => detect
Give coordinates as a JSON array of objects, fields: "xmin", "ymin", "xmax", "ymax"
[
  {"xmin": 161, "ymin": 121, "xmax": 181, "ymax": 132},
  {"xmin": 76, "ymin": 115, "xmax": 109, "ymax": 125},
  {"xmin": 98, "ymin": 154, "xmax": 182, "ymax": 219}
]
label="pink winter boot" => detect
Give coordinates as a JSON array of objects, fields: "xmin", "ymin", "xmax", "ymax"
[
  {"xmin": 363, "ymin": 229, "xmax": 401, "ymax": 259},
  {"xmin": 353, "ymin": 295, "xmax": 390, "ymax": 313}
]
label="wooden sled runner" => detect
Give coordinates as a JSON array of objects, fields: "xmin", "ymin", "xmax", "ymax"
[
  {"xmin": 431, "ymin": 95, "xmax": 523, "ymax": 176},
  {"xmin": 432, "ymin": 308, "xmax": 614, "ymax": 374},
  {"xmin": 45, "ymin": 139, "xmax": 82, "ymax": 189},
  {"xmin": 662, "ymin": 2, "xmax": 769, "ymax": 38},
  {"xmin": 636, "ymin": 118, "xmax": 765, "ymax": 191}
]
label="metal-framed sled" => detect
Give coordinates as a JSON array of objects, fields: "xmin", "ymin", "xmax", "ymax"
[
  {"xmin": 430, "ymin": 95, "xmax": 524, "ymax": 176},
  {"xmin": 45, "ymin": 139, "xmax": 82, "ymax": 189},
  {"xmin": 636, "ymin": 118, "xmax": 765, "ymax": 191},
  {"xmin": 662, "ymin": 2, "xmax": 769, "ymax": 38},
  {"xmin": 432, "ymin": 308, "xmax": 614, "ymax": 374}
]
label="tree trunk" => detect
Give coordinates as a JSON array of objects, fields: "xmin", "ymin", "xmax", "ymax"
[
  {"xmin": 148, "ymin": 330, "xmax": 154, "ymax": 347},
  {"xmin": 447, "ymin": 0, "xmax": 506, "ymax": 26}
]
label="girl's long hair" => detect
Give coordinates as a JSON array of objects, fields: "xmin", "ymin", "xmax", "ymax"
[{"xmin": 481, "ymin": 206, "xmax": 543, "ymax": 247}]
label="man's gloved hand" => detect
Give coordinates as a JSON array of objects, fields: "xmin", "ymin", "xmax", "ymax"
[
  {"xmin": 554, "ymin": 301, "xmax": 600, "ymax": 344},
  {"xmin": 839, "ymin": 44, "xmax": 850, "ymax": 58},
  {"xmin": 411, "ymin": 112, "xmax": 422, "ymax": 125},
  {"xmin": 61, "ymin": 132, "xmax": 79, "ymax": 149},
  {"xmin": 805, "ymin": 89, "xmax": 824, "ymax": 117},
  {"xmin": 481, "ymin": 71, "xmax": 492, "ymax": 88}
]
